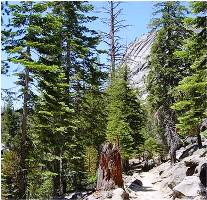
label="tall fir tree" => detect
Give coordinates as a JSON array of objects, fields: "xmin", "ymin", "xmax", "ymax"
[
  {"xmin": 171, "ymin": 2, "xmax": 207, "ymax": 147},
  {"xmin": 1, "ymin": 2, "xmax": 46, "ymax": 197},
  {"xmin": 147, "ymin": 2, "xmax": 189, "ymax": 164},
  {"xmin": 24, "ymin": 1, "xmax": 106, "ymax": 195}
]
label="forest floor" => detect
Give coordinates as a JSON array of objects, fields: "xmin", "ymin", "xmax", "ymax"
[
  {"xmin": 129, "ymin": 171, "xmax": 171, "ymax": 200},
  {"xmin": 130, "ymin": 171, "xmax": 171, "ymax": 200}
]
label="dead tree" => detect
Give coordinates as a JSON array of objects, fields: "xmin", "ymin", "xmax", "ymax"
[
  {"xmin": 101, "ymin": 1, "xmax": 129, "ymax": 80},
  {"xmin": 96, "ymin": 143, "xmax": 123, "ymax": 190}
]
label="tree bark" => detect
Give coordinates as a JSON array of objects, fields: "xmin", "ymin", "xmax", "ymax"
[
  {"xmin": 122, "ymin": 158, "xmax": 129, "ymax": 174},
  {"xmin": 62, "ymin": 158, "xmax": 67, "ymax": 194},
  {"xmin": 6, "ymin": 176, "xmax": 13, "ymax": 200},
  {"xmin": 53, "ymin": 158, "xmax": 61, "ymax": 197},
  {"xmin": 170, "ymin": 149, "xmax": 176, "ymax": 165},
  {"xmin": 197, "ymin": 133, "xmax": 202, "ymax": 149},
  {"xmin": 17, "ymin": 66, "xmax": 30, "ymax": 199},
  {"xmin": 96, "ymin": 143, "xmax": 123, "ymax": 190}
]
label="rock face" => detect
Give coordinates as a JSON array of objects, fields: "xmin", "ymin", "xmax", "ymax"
[{"xmin": 123, "ymin": 32, "xmax": 156, "ymax": 98}]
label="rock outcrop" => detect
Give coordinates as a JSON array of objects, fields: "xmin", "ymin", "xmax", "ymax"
[{"xmin": 123, "ymin": 32, "xmax": 156, "ymax": 98}]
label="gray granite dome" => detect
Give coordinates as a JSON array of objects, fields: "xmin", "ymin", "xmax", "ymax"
[{"xmin": 123, "ymin": 32, "xmax": 156, "ymax": 98}]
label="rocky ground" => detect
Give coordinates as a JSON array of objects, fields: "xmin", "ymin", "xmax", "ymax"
[
  {"xmin": 124, "ymin": 171, "xmax": 169, "ymax": 200},
  {"xmin": 65, "ymin": 138, "xmax": 207, "ymax": 200}
]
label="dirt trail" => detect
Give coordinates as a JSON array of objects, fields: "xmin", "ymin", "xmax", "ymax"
[{"xmin": 130, "ymin": 172, "xmax": 171, "ymax": 200}]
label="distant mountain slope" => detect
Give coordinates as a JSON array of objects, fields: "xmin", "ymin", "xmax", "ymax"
[{"xmin": 123, "ymin": 31, "xmax": 156, "ymax": 98}]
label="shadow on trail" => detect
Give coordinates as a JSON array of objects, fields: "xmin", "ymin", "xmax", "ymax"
[{"xmin": 129, "ymin": 185, "xmax": 156, "ymax": 192}]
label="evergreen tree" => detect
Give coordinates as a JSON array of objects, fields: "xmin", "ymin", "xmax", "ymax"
[
  {"xmin": 34, "ymin": 67, "xmax": 76, "ymax": 196},
  {"xmin": 81, "ymin": 86, "xmax": 107, "ymax": 152},
  {"xmin": 1, "ymin": 96, "xmax": 21, "ymax": 199},
  {"xmin": 106, "ymin": 65, "xmax": 145, "ymax": 171},
  {"xmin": 1, "ymin": 2, "xmax": 45, "ymax": 198},
  {"xmin": 2, "ymin": 2, "xmax": 72, "ymax": 197},
  {"xmin": 1, "ymin": 96, "xmax": 20, "ymax": 149},
  {"xmin": 1, "ymin": 1, "xmax": 10, "ymax": 74},
  {"xmin": 37, "ymin": 1, "xmax": 105, "ymax": 193},
  {"xmin": 23, "ymin": 1, "xmax": 106, "ymax": 195},
  {"xmin": 147, "ymin": 2, "xmax": 189, "ymax": 164},
  {"xmin": 171, "ymin": 2, "xmax": 207, "ymax": 148}
]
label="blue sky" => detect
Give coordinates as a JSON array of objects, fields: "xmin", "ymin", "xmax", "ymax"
[
  {"xmin": 1, "ymin": 1, "xmax": 154, "ymax": 108},
  {"xmin": 91, "ymin": 1, "xmax": 155, "ymax": 42}
]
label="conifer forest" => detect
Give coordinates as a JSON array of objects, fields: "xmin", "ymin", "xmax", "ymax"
[{"xmin": 1, "ymin": 1, "xmax": 207, "ymax": 200}]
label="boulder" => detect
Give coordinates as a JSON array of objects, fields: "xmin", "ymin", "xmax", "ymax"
[
  {"xmin": 183, "ymin": 150, "xmax": 206, "ymax": 176},
  {"xmin": 112, "ymin": 188, "xmax": 129, "ymax": 200},
  {"xmin": 173, "ymin": 176, "xmax": 200, "ymax": 197},
  {"xmin": 190, "ymin": 147, "xmax": 207, "ymax": 158},
  {"xmin": 154, "ymin": 157, "xmax": 162, "ymax": 166},
  {"xmin": 66, "ymin": 192, "xmax": 87, "ymax": 200},
  {"xmin": 184, "ymin": 157, "xmax": 200, "ymax": 167},
  {"xmin": 200, "ymin": 118, "xmax": 207, "ymax": 132},
  {"xmin": 179, "ymin": 144, "xmax": 199, "ymax": 160},
  {"xmin": 183, "ymin": 155, "xmax": 200, "ymax": 176},
  {"xmin": 186, "ymin": 166, "xmax": 197, "ymax": 176},
  {"xmin": 160, "ymin": 162, "xmax": 187, "ymax": 189},
  {"xmin": 142, "ymin": 159, "xmax": 155, "ymax": 171},
  {"xmin": 176, "ymin": 147, "xmax": 185, "ymax": 160},
  {"xmin": 199, "ymin": 163, "xmax": 207, "ymax": 187},
  {"xmin": 129, "ymin": 158, "xmax": 141, "ymax": 166},
  {"xmin": 184, "ymin": 136, "xmax": 198, "ymax": 145},
  {"xmin": 123, "ymin": 173, "xmax": 142, "ymax": 188},
  {"xmin": 128, "ymin": 179, "xmax": 143, "ymax": 191}
]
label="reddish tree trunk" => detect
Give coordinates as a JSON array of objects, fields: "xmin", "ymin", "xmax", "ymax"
[{"xmin": 96, "ymin": 143, "xmax": 123, "ymax": 190}]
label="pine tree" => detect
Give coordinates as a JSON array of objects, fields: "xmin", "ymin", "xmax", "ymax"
[
  {"xmin": 1, "ymin": 96, "xmax": 21, "ymax": 199},
  {"xmin": 35, "ymin": 68, "xmax": 76, "ymax": 196},
  {"xmin": 49, "ymin": 1, "xmax": 106, "ymax": 192},
  {"xmin": 106, "ymin": 65, "xmax": 145, "ymax": 171},
  {"xmin": 1, "ymin": 96, "xmax": 20, "ymax": 149},
  {"xmin": 1, "ymin": 2, "xmax": 70, "ymax": 197},
  {"xmin": 147, "ymin": 2, "xmax": 189, "ymax": 164},
  {"xmin": 24, "ymin": 1, "xmax": 106, "ymax": 195},
  {"xmin": 171, "ymin": 2, "xmax": 207, "ymax": 148},
  {"xmin": 1, "ymin": 2, "xmax": 44, "ymax": 198},
  {"xmin": 1, "ymin": 1, "xmax": 10, "ymax": 74}
]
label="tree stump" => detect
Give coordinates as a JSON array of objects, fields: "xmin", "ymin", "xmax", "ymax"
[{"xmin": 96, "ymin": 143, "xmax": 123, "ymax": 190}]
